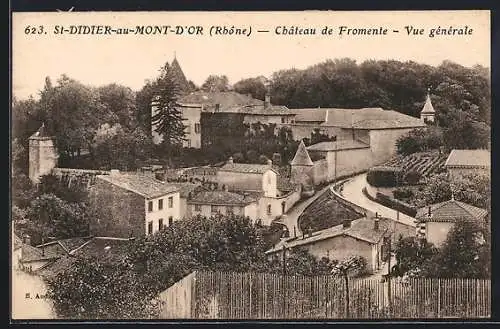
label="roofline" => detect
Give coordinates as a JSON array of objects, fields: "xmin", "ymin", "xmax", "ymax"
[
  {"xmin": 20, "ymin": 256, "xmax": 61, "ymax": 263},
  {"xmin": 96, "ymin": 175, "xmax": 180, "ymax": 199},
  {"xmin": 265, "ymin": 222, "xmax": 387, "ymax": 253},
  {"xmin": 444, "ymin": 164, "xmax": 490, "ymax": 169},
  {"xmin": 187, "ymin": 200, "xmax": 255, "ymax": 206},
  {"xmin": 307, "ymin": 144, "xmax": 370, "ymax": 152}
]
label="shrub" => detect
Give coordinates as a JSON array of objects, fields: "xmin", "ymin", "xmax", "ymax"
[
  {"xmin": 366, "ymin": 167, "xmax": 403, "ymax": 187},
  {"xmin": 393, "ymin": 188, "xmax": 414, "ymax": 200},
  {"xmin": 376, "ymin": 192, "xmax": 417, "ymax": 217},
  {"xmin": 404, "ymin": 171, "xmax": 422, "ymax": 185}
]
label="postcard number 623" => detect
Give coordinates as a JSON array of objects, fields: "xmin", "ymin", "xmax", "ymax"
[{"xmin": 24, "ymin": 25, "xmax": 45, "ymax": 34}]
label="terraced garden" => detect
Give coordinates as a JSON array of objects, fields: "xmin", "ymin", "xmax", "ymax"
[
  {"xmin": 383, "ymin": 151, "xmax": 447, "ymax": 179},
  {"xmin": 298, "ymin": 189, "xmax": 364, "ymax": 233}
]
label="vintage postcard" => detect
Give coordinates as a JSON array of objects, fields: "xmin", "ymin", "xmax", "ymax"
[{"xmin": 11, "ymin": 10, "xmax": 491, "ymax": 320}]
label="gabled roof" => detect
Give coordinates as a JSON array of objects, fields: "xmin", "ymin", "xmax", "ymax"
[
  {"xmin": 188, "ymin": 190, "xmax": 257, "ymax": 206},
  {"xmin": 266, "ymin": 217, "xmax": 391, "ymax": 254},
  {"xmin": 416, "ymin": 199, "xmax": 488, "ymax": 223},
  {"xmin": 97, "ymin": 173, "xmax": 180, "ymax": 199},
  {"xmin": 167, "ymin": 182, "xmax": 201, "ymax": 198},
  {"xmin": 291, "ymin": 108, "xmax": 426, "ymax": 130},
  {"xmin": 444, "ymin": 149, "xmax": 491, "ymax": 168},
  {"xmin": 421, "ymin": 93, "xmax": 436, "ymax": 114},
  {"xmin": 71, "ymin": 237, "xmax": 134, "ymax": 262},
  {"xmin": 219, "ymin": 163, "xmax": 278, "ymax": 174},
  {"xmin": 290, "ymin": 140, "xmax": 314, "ymax": 166},
  {"xmin": 36, "ymin": 237, "xmax": 92, "ymax": 254},
  {"xmin": 307, "ymin": 140, "xmax": 370, "ymax": 152}
]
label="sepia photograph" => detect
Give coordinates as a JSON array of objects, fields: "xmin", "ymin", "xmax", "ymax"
[{"xmin": 11, "ymin": 10, "xmax": 491, "ymax": 320}]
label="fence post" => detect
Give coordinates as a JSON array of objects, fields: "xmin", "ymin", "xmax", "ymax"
[{"xmin": 437, "ymin": 278, "xmax": 441, "ymax": 318}]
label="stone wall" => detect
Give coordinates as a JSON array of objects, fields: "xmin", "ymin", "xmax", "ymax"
[{"xmin": 89, "ymin": 178, "xmax": 145, "ymax": 238}]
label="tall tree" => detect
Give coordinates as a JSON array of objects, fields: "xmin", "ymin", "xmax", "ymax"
[
  {"xmin": 151, "ymin": 64, "xmax": 186, "ymax": 151},
  {"xmin": 201, "ymin": 75, "xmax": 231, "ymax": 92}
]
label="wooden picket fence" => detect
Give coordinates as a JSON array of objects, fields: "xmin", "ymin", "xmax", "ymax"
[{"xmin": 157, "ymin": 271, "xmax": 491, "ymax": 319}]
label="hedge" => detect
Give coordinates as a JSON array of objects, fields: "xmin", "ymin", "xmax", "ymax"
[
  {"xmin": 375, "ymin": 192, "xmax": 417, "ymax": 217},
  {"xmin": 366, "ymin": 167, "xmax": 403, "ymax": 187}
]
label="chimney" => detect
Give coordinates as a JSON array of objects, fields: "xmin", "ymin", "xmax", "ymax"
[
  {"xmin": 227, "ymin": 156, "xmax": 234, "ymax": 164},
  {"xmin": 110, "ymin": 169, "xmax": 120, "ymax": 177},
  {"xmin": 428, "ymin": 206, "xmax": 432, "ymax": 217},
  {"xmin": 264, "ymin": 94, "xmax": 271, "ymax": 109},
  {"xmin": 343, "ymin": 219, "xmax": 351, "ymax": 229},
  {"xmin": 374, "ymin": 216, "xmax": 379, "ymax": 231}
]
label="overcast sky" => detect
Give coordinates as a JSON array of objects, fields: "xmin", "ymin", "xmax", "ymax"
[{"xmin": 12, "ymin": 10, "xmax": 490, "ymax": 100}]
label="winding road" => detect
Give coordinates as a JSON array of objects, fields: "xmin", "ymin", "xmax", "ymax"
[{"xmin": 340, "ymin": 173, "xmax": 416, "ymax": 227}]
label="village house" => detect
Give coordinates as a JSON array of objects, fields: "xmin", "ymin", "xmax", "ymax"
[
  {"xmin": 89, "ymin": 170, "xmax": 181, "ymax": 238},
  {"xmin": 415, "ymin": 198, "xmax": 488, "ymax": 248},
  {"xmin": 215, "ymin": 157, "xmax": 301, "ymax": 225},
  {"xmin": 444, "ymin": 149, "xmax": 491, "ymax": 182},
  {"xmin": 266, "ymin": 216, "xmax": 393, "ymax": 274},
  {"xmin": 186, "ymin": 187, "xmax": 260, "ymax": 220}
]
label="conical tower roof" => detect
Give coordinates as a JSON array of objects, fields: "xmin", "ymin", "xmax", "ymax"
[
  {"xmin": 170, "ymin": 55, "xmax": 190, "ymax": 93},
  {"xmin": 29, "ymin": 122, "xmax": 52, "ymax": 139},
  {"xmin": 291, "ymin": 140, "xmax": 314, "ymax": 166},
  {"xmin": 421, "ymin": 91, "xmax": 435, "ymax": 114}
]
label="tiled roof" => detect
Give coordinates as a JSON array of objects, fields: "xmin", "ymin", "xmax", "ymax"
[
  {"xmin": 37, "ymin": 237, "xmax": 92, "ymax": 254},
  {"xmin": 168, "ymin": 182, "xmax": 201, "ymax": 198},
  {"xmin": 416, "ymin": 199, "xmax": 488, "ymax": 223},
  {"xmin": 36, "ymin": 256, "xmax": 78, "ymax": 280},
  {"xmin": 20, "ymin": 244, "xmax": 61, "ymax": 263},
  {"xmin": 292, "ymin": 108, "xmax": 426, "ymax": 130},
  {"xmin": 179, "ymin": 91, "xmax": 262, "ymax": 109},
  {"xmin": 219, "ymin": 163, "xmax": 278, "ymax": 174},
  {"xmin": 444, "ymin": 149, "xmax": 491, "ymax": 168},
  {"xmin": 97, "ymin": 173, "xmax": 180, "ymax": 199},
  {"xmin": 307, "ymin": 140, "xmax": 370, "ymax": 152},
  {"xmin": 421, "ymin": 94, "xmax": 436, "ymax": 114},
  {"xmin": 223, "ymin": 104, "xmax": 295, "ymax": 116},
  {"xmin": 290, "ymin": 140, "xmax": 314, "ymax": 166},
  {"xmin": 71, "ymin": 237, "xmax": 133, "ymax": 262},
  {"xmin": 188, "ymin": 190, "xmax": 257, "ymax": 206},
  {"xmin": 266, "ymin": 217, "xmax": 391, "ymax": 254}
]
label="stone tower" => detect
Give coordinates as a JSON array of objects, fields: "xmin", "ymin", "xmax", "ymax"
[
  {"xmin": 420, "ymin": 88, "xmax": 436, "ymax": 124},
  {"xmin": 29, "ymin": 123, "xmax": 58, "ymax": 183},
  {"xmin": 290, "ymin": 140, "xmax": 314, "ymax": 186}
]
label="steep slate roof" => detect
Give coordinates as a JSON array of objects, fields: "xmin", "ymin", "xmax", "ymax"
[
  {"xmin": 416, "ymin": 199, "xmax": 488, "ymax": 223},
  {"xmin": 292, "ymin": 108, "xmax": 426, "ymax": 130},
  {"xmin": 421, "ymin": 93, "xmax": 436, "ymax": 114},
  {"xmin": 179, "ymin": 91, "xmax": 262, "ymax": 109},
  {"xmin": 290, "ymin": 140, "xmax": 314, "ymax": 166},
  {"xmin": 188, "ymin": 190, "xmax": 257, "ymax": 205},
  {"xmin": 219, "ymin": 163, "xmax": 278, "ymax": 174},
  {"xmin": 170, "ymin": 57, "xmax": 190, "ymax": 93},
  {"xmin": 307, "ymin": 140, "xmax": 370, "ymax": 152},
  {"xmin": 266, "ymin": 217, "xmax": 391, "ymax": 254},
  {"xmin": 444, "ymin": 149, "xmax": 491, "ymax": 168},
  {"xmin": 97, "ymin": 173, "xmax": 180, "ymax": 199}
]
